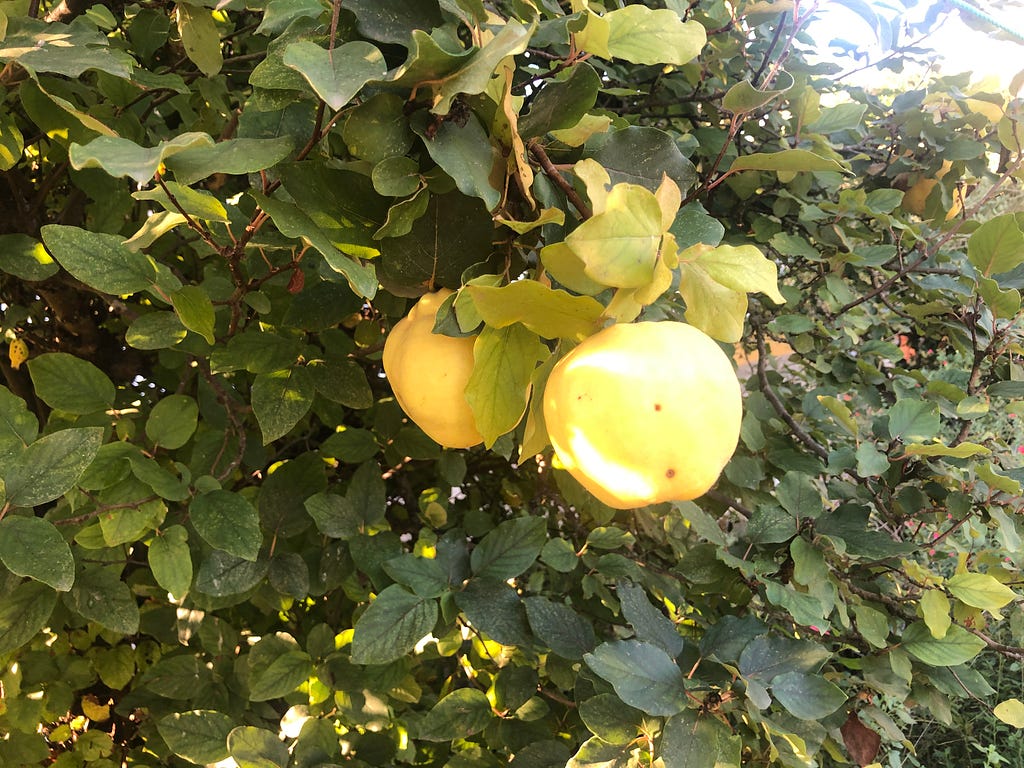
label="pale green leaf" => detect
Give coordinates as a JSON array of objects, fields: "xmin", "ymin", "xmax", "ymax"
[
  {"xmin": 176, "ymin": 2, "xmax": 222, "ymax": 77},
  {"xmin": 682, "ymin": 242, "xmax": 785, "ymax": 304},
  {"xmin": 728, "ymin": 149, "xmax": 849, "ymax": 175},
  {"xmin": 465, "ymin": 324, "xmax": 547, "ymax": 448},
  {"xmin": 576, "ymin": 5, "xmax": 706, "ymax": 66},
  {"xmin": 946, "ymin": 572, "xmax": 1017, "ymax": 613},
  {"xmin": 968, "ymin": 213, "xmax": 1024, "ymax": 277},
  {"xmin": 171, "ymin": 285, "xmax": 216, "ymax": 344},
  {"xmin": 920, "ymin": 589, "xmax": 951, "ymax": 639},
  {"xmin": 282, "ymin": 40, "xmax": 387, "ymax": 110},
  {"xmin": 565, "ymin": 183, "xmax": 664, "ymax": 289},
  {"xmin": 70, "ymin": 133, "xmax": 214, "ymax": 184},
  {"xmin": 901, "ymin": 621, "xmax": 985, "ymax": 666},
  {"xmin": 465, "ymin": 281, "xmax": 604, "ymax": 341}
]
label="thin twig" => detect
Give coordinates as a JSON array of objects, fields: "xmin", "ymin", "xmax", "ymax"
[
  {"xmin": 528, "ymin": 140, "xmax": 592, "ymax": 219},
  {"xmin": 754, "ymin": 327, "xmax": 829, "ymax": 461}
]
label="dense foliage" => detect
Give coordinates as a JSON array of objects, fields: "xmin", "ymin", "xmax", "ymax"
[{"xmin": 1, "ymin": 0, "xmax": 1023, "ymax": 767}]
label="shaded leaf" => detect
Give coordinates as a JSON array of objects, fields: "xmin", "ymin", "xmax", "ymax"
[{"xmin": 583, "ymin": 640, "xmax": 686, "ymax": 715}]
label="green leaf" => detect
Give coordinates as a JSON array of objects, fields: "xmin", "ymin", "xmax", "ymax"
[
  {"xmin": 3, "ymin": 427, "xmax": 104, "ymax": 507},
  {"xmin": 171, "ymin": 285, "xmax": 216, "ymax": 344},
  {"xmin": 190, "ymin": 490, "xmax": 263, "ymax": 561},
  {"xmin": 194, "ymin": 551, "xmax": 269, "ymax": 597},
  {"xmin": 576, "ymin": 5, "xmax": 706, "ymax": 66},
  {"xmin": 579, "ymin": 694, "xmax": 643, "ymax": 745},
  {"xmin": 520, "ymin": 63, "xmax": 601, "ymax": 139},
  {"xmin": 66, "ymin": 565, "xmax": 141, "ymax": 635},
  {"xmin": 993, "ymin": 699, "xmax": 1024, "ymax": 729},
  {"xmin": 164, "ymin": 137, "xmax": 295, "ymax": 185},
  {"xmin": 525, "ymin": 596, "xmax": 597, "ymax": 659},
  {"xmin": 771, "ymin": 671, "xmax": 846, "ymax": 720},
  {"xmin": 465, "ymin": 324, "xmax": 546, "ymax": 447},
  {"xmin": 567, "ymin": 737, "xmax": 637, "ymax": 768},
  {"xmin": 149, "ymin": 525, "xmax": 193, "ymax": 599},
  {"xmin": 228, "ymin": 726, "xmax": 289, "ymax": 768},
  {"xmin": 901, "ymin": 622, "xmax": 986, "ymax": 666},
  {"xmin": 0, "ymin": 516, "xmax": 74, "ymax": 591},
  {"xmin": 0, "ymin": 386, "xmax": 38, "ymax": 462},
  {"xmin": 0, "ymin": 234, "xmax": 58, "ymax": 281},
  {"xmin": 660, "ymin": 710, "xmax": 741, "ymax": 768},
  {"xmin": 147, "ymin": 394, "xmax": 199, "ymax": 450},
  {"xmin": 127, "ymin": 312, "xmax": 188, "ymax": 350},
  {"xmin": 853, "ymin": 603, "xmax": 890, "ymax": 648},
  {"xmin": 411, "ymin": 110, "xmax": 501, "ymax": 210},
  {"xmin": 817, "ymin": 395, "xmax": 858, "ymax": 435},
  {"xmin": 967, "ymin": 213, "xmax": 1024, "ymax": 277},
  {"xmin": 134, "ymin": 181, "xmax": 229, "ymax": 222},
  {"xmin": 378, "ymin": 192, "xmax": 493, "ymax": 295},
  {"xmin": 565, "ymin": 184, "xmax": 664, "ymax": 289},
  {"xmin": 775, "ymin": 472, "xmax": 822, "ymax": 519},
  {"xmin": 0, "ymin": 108, "xmax": 24, "ymax": 171},
  {"xmin": 69, "ymin": 132, "xmax": 214, "ymax": 184},
  {"xmin": 252, "ymin": 191, "xmax": 379, "ymax": 299},
  {"xmin": 455, "ymin": 578, "xmax": 531, "ymax": 646},
  {"xmin": 251, "ymin": 368, "xmax": 316, "ymax": 445},
  {"xmin": 738, "ymin": 635, "xmax": 829, "ymax": 681},
  {"xmin": 41, "ymin": 225, "xmax": 157, "ymax": 294},
  {"xmin": 617, "ymin": 581, "xmax": 683, "ymax": 658},
  {"xmin": 158, "ymin": 711, "xmax": 234, "ymax": 765},
  {"xmin": 887, "ymin": 399, "xmax": 940, "ymax": 443},
  {"xmin": 90, "ymin": 645, "xmax": 136, "ymax": 689},
  {"xmin": 856, "ymin": 442, "xmax": 890, "ymax": 477},
  {"xmin": 920, "ymin": 588, "xmax": 951, "ymax": 639},
  {"xmin": 470, "ymin": 516, "xmax": 547, "ymax": 580},
  {"xmin": 283, "ymin": 40, "xmax": 386, "ymax": 110},
  {"xmin": 0, "ymin": 15, "xmax": 133, "ymax": 78},
  {"xmin": 946, "ymin": 572, "xmax": 1017, "ymax": 613},
  {"xmin": 727, "ymin": 149, "xmax": 849, "ymax": 175},
  {"xmin": 248, "ymin": 650, "xmax": 312, "ymax": 701},
  {"xmin": 466, "ymin": 281, "xmax": 604, "ymax": 341},
  {"xmin": 583, "ymin": 640, "xmax": 687, "ymax": 716},
  {"xmin": 976, "ymin": 276, "xmax": 1021, "ymax": 319},
  {"xmin": 722, "ymin": 73, "xmax": 794, "ymax": 113},
  {"xmin": 28, "ymin": 353, "xmax": 115, "ymax": 414},
  {"xmin": 805, "ymin": 102, "xmax": 868, "ymax": 133},
  {"xmin": 176, "ymin": 3, "xmax": 223, "ymax": 77},
  {"xmin": 350, "ymin": 584, "xmax": 438, "ymax": 665},
  {"xmin": 416, "ymin": 688, "xmax": 493, "ymax": 741},
  {"xmin": 585, "ymin": 126, "xmax": 697, "ymax": 192},
  {"xmin": 0, "ymin": 580, "xmax": 57, "ymax": 655},
  {"xmin": 343, "ymin": 93, "xmax": 417, "ymax": 165},
  {"xmin": 305, "ymin": 493, "xmax": 362, "ymax": 539},
  {"xmin": 429, "ymin": 19, "xmax": 534, "ymax": 115}
]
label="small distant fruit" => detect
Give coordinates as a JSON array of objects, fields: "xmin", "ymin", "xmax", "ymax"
[
  {"xmin": 543, "ymin": 321, "xmax": 742, "ymax": 509},
  {"xmin": 382, "ymin": 290, "xmax": 483, "ymax": 449}
]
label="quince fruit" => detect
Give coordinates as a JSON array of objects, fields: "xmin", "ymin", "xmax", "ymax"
[
  {"xmin": 902, "ymin": 160, "xmax": 962, "ymax": 220},
  {"xmin": 543, "ymin": 321, "xmax": 742, "ymax": 509},
  {"xmin": 382, "ymin": 289, "xmax": 483, "ymax": 449}
]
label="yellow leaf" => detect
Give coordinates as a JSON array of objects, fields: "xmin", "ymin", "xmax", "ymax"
[
  {"xmin": 994, "ymin": 699, "xmax": 1024, "ymax": 728},
  {"xmin": 8, "ymin": 338, "xmax": 28, "ymax": 370}
]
